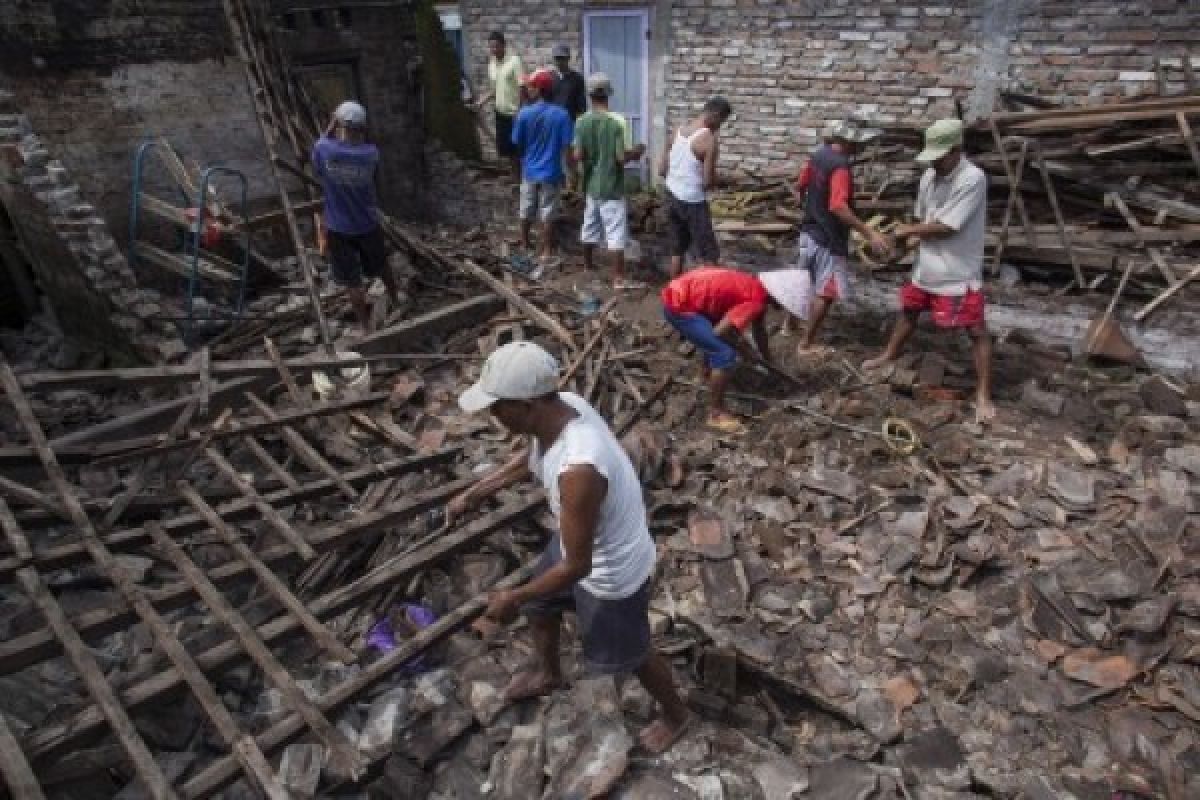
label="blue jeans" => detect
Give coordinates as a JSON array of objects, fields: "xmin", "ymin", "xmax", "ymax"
[{"xmin": 663, "ymin": 308, "xmax": 737, "ymax": 370}]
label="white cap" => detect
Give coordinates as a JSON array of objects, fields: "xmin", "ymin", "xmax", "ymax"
[
  {"xmin": 334, "ymin": 101, "xmax": 367, "ymax": 128},
  {"xmin": 758, "ymin": 269, "xmax": 813, "ymax": 320},
  {"xmin": 459, "ymin": 341, "xmax": 560, "ymax": 413}
]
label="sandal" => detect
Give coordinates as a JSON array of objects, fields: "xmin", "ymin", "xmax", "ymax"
[{"xmin": 705, "ymin": 415, "xmax": 748, "ymax": 435}]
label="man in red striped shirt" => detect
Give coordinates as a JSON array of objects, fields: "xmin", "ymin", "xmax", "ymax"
[{"xmin": 661, "ymin": 266, "xmax": 809, "ymax": 435}]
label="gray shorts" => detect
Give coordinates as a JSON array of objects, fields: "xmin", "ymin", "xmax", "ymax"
[
  {"xmin": 520, "ymin": 181, "xmax": 562, "ymax": 223},
  {"xmin": 522, "ymin": 538, "xmax": 653, "ymax": 675}
]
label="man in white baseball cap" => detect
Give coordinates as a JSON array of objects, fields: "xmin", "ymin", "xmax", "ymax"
[
  {"xmin": 312, "ymin": 99, "xmax": 399, "ymax": 332},
  {"xmin": 447, "ymin": 341, "xmax": 691, "ymax": 754}
]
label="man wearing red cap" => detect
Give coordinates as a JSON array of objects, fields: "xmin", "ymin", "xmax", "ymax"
[{"xmin": 512, "ymin": 69, "xmax": 574, "ymax": 268}]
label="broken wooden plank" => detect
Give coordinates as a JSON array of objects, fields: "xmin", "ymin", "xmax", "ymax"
[
  {"xmin": 176, "ymin": 482, "xmax": 352, "ymax": 661},
  {"xmin": 0, "ymin": 449, "xmax": 458, "ymax": 586},
  {"xmin": 0, "ymin": 358, "xmax": 181, "ymax": 800},
  {"xmin": 16, "ymin": 352, "xmax": 480, "ymax": 392},
  {"xmin": 52, "ymin": 375, "xmax": 270, "ymax": 448},
  {"xmin": 202, "ymin": 448, "xmax": 316, "ymax": 559},
  {"xmin": 89, "ymin": 390, "xmax": 388, "ymax": 469},
  {"xmin": 100, "ymin": 399, "xmax": 200, "ymax": 530},
  {"xmin": 381, "ymin": 220, "xmax": 575, "ymax": 350},
  {"xmin": 138, "ymin": 242, "xmax": 239, "ymax": 285},
  {"xmin": 180, "ymin": 560, "xmax": 540, "ymax": 800},
  {"xmin": 244, "ymin": 393, "xmax": 359, "ymax": 500},
  {"xmin": 23, "ymin": 496, "xmax": 539, "ymax": 769},
  {"xmin": 1134, "ymin": 263, "xmax": 1200, "ymax": 322},
  {"xmin": 0, "ymin": 698, "xmax": 45, "ymax": 799},
  {"xmin": 1177, "ymin": 111, "xmax": 1200, "ymax": 180},
  {"xmin": 146, "ymin": 521, "xmax": 364, "ymax": 778}
]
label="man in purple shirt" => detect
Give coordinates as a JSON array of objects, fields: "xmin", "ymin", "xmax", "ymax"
[{"xmin": 312, "ymin": 100, "xmax": 399, "ymax": 331}]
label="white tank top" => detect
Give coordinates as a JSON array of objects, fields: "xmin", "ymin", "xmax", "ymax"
[{"xmin": 665, "ymin": 127, "xmax": 707, "ymax": 203}]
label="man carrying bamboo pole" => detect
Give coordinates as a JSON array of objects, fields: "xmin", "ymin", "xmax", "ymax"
[
  {"xmin": 445, "ymin": 342, "xmax": 691, "ymax": 755},
  {"xmin": 312, "ymin": 100, "xmax": 400, "ymax": 332},
  {"xmin": 863, "ymin": 119, "xmax": 995, "ymax": 423}
]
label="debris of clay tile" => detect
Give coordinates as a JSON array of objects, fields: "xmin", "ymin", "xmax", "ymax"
[
  {"xmin": 1060, "ymin": 648, "xmax": 1140, "ymax": 689},
  {"xmin": 485, "ymin": 721, "xmax": 544, "ymax": 800},
  {"xmin": 541, "ymin": 713, "xmax": 633, "ymax": 799},
  {"xmin": 806, "ymin": 757, "xmax": 879, "ymax": 800}
]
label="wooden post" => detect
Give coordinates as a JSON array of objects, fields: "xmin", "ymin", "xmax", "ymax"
[
  {"xmin": 987, "ymin": 122, "xmax": 1038, "ymax": 248},
  {"xmin": 1029, "ymin": 138, "xmax": 1087, "ymax": 289}
]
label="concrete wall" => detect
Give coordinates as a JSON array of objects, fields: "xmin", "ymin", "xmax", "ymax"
[{"xmin": 455, "ymin": 0, "xmax": 1199, "ymax": 175}]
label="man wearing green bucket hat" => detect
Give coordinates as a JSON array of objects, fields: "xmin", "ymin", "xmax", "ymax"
[{"xmin": 864, "ymin": 118, "xmax": 995, "ymax": 424}]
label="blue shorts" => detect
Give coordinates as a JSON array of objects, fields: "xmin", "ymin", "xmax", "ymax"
[{"xmin": 663, "ymin": 308, "xmax": 737, "ymax": 370}]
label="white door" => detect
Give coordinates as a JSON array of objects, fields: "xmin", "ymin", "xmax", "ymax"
[{"xmin": 583, "ymin": 10, "xmax": 649, "ymax": 176}]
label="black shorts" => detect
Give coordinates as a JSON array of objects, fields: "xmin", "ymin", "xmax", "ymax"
[
  {"xmin": 495, "ymin": 112, "xmax": 517, "ymax": 158},
  {"xmin": 666, "ymin": 191, "xmax": 720, "ymax": 262},
  {"xmin": 522, "ymin": 538, "xmax": 653, "ymax": 675},
  {"xmin": 327, "ymin": 228, "xmax": 387, "ymax": 289}
]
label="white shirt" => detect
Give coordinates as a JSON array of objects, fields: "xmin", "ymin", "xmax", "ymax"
[
  {"xmin": 528, "ymin": 392, "xmax": 656, "ymax": 599},
  {"xmin": 912, "ymin": 158, "xmax": 988, "ymax": 296},
  {"xmin": 665, "ymin": 128, "xmax": 708, "ymax": 203}
]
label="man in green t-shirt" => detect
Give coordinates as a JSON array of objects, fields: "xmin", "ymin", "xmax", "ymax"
[{"xmin": 572, "ymin": 74, "xmax": 645, "ymax": 288}]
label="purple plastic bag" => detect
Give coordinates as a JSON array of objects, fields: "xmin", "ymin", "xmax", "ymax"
[{"xmin": 366, "ymin": 604, "xmax": 438, "ymax": 674}]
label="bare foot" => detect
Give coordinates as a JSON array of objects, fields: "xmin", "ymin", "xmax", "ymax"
[
  {"xmin": 975, "ymin": 397, "xmax": 997, "ymax": 424},
  {"xmin": 638, "ymin": 713, "xmax": 691, "ymax": 754},
  {"xmin": 862, "ymin": 354, "xmax": 894, "ymax": 370},
  {"xmin": 502, "ymin": 670, "xmax": 564, "ymax": 703}
]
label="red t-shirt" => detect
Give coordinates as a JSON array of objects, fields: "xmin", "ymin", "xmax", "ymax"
[
  {"xmin": 661, "ymin": 267, "xmax": 768, "ymax": 331},
  {"xmin": 796, "ymin": 161, "xmax": 852, "ymax": 211}
]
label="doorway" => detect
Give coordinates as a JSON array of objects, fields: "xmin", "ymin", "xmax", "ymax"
[{"xmin": 582, "ymin": 9, "xmax": 650, "ymax": 181}]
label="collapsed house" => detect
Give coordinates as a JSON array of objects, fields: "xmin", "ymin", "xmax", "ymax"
[{"xmin": 0, "ymin": 2, "xmax": 1198, "ymax": 799}]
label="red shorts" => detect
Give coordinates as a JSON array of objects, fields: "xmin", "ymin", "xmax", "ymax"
[
  {"xmin": 899, "ymin": 284, "xmax": 986, "ymax": 329},
  {"xmin": 817, "ymin": 274, "xmax": 840, "ymax": 301}
]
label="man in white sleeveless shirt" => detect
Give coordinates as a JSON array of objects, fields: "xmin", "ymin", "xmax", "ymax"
[
  {"xmin": 446, "ymin": 342, "xmax": 690, "ymax": 754},
  {"xmin": 659, "ymin": 97, "xmax": 732, "ymax": 278}
]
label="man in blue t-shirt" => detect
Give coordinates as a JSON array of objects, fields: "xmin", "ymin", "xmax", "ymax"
[
  {"xmin": 512, "ymin": 69, "xmax": 573, "ymax": 267},
  {"xmin": 312, "ymin": 100, "xmax": 399, "ymax": 331}
]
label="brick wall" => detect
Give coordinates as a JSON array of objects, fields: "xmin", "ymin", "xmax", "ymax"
[
  {"xmin": 273, "ymin": 0, "xmax": 427, "ymax": 218},
  {"xmin": 0, "ymin": 88, "xmax": 182, "ymax": 362},
  {"xmin": 0, "ymin": 0, "xmax": 274, "ymax": 244},
  {"xmin": 455, "ymin": 0, "xmax": 1198, "ymax": 175}
]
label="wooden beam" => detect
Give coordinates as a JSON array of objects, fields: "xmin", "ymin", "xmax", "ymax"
[
  {"xmin": 1135, "ymin": 263, "xmax": 1200, "ymax": 322},
  {"xmin": 137, "ymin": 242, "xmax": 239, "ymax": 285},
  {"xmin": 0, "ymin": 699, "xmax": 45, "ymax": 799},
  {"xmin": 381, "ymin": 220, "xmax": 576, "ymax": 350},
  {"xmin": 146, "ymin": 521, "xmax": 364, "ymax": 778},
  {"xmin": 23, "ymin": 496, "xmax": 539, "ymax": 769},
  {"xmin": 88, "ymin": 390, "xmax": 388, "ymax": 470},
  {"xmin": 18, "ymin": 352, "xmax": 480, "ymax": 392},
  {"xmin": 0, "ymin": 449, "xmax": 459, "ymax": 586},
  {"xmin": 175, "ymin": 482, "xmax": 354, "ymax": 661},
  {"xmin": 181, "ymin": 561, "xmax": 540, "ymax": 800},
  {"xmin": 353, "ymin": 294, "xmax": 506, "ymax": 356},
  {"xmin": 0, "ymin": 360, "xmax": 181, "ymax": 800},
  {"xmin": 202, "ymin": 448, "xmax": 316, "ymax": 559},
  {"xmin": 243, "ymin": 393, "xmax": 359, "ymax": 499},
  {"xmin": 52, "ymin": 375, "xmax": 270, "ymax": 448},
  {"xmin": 1176, "ymin": 111, "xmax": 1200, "ymax": 180}
]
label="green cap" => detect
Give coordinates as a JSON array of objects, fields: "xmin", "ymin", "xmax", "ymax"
[{"xmin": 916, "ymin": 118, "xmax": 963, "ymax": 163}]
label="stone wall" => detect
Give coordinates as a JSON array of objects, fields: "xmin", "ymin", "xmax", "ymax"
[{"xmin": 454, "ymin": 0, "xmax": 1199, "ymax": 175}]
